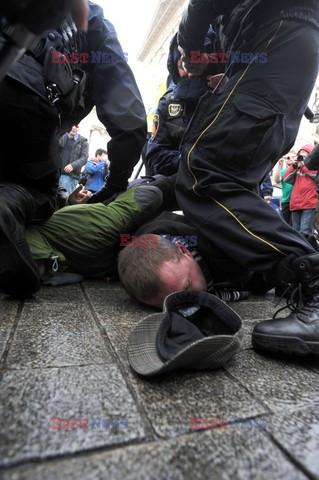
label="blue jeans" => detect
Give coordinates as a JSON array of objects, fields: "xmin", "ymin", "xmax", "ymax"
[
  {"xmin": 291, "ymin": 209, "xmax": 315, "ymax": 235},
  {"xmin": 59, "ymin": 175, "xmax": 78, "ymax": 195}
]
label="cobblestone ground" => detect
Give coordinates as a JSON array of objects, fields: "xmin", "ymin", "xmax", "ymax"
[{"xmin": 0, "ymin": 281, "xmax": 318, "ymax": 480}]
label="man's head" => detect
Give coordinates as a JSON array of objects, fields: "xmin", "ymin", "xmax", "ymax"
[
  {"xmin": 283, "ymin": 150, "xmax": 297, "ymax": 167},
  {"xmin": 118, "ymin": 235, "xmax": 207, "ymax": 308},
  {"xmin": 95, "ymin": 148, "xmax": 108, "ymax": 162},
  {"xmin": 69, "ymin": 125, "xmax": 79, "ymax": 137},
  {"xmin": 293, "ymin": 144, "xmax": 314, "ymax": 166}
]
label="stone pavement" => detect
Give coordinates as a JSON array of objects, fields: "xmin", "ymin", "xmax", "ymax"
[{"xmin": 0, "ymin": 281, "xmax": 319, "ymax": 480}]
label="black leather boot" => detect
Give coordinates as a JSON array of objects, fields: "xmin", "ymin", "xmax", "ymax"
[
  {"xmin": 252, "ymin": 252, "xmax": 319, "ymax": 355},
  {"xmin": 0, "ymin": 185, "xmax": 40, "ymax": 296}
]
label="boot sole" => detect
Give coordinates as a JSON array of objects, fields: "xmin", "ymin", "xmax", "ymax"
[{"xmin": 252, "ymin": 333, "xmax": 319, "ymax": 356}]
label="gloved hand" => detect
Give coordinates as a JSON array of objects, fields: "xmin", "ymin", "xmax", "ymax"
[{"xmin": 88, "ymin": 178, "xmax": 127, "ymax": 204}]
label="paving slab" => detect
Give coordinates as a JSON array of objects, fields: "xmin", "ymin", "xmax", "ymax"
[
  {"xmin": 0, "ymin": 364, "xmax": 150, "ymax": 467},
  {"xmin": 226, "ymin": 350, "xmax": 319, "ymax": 414},
  {"xmin": 265, "ymin": 404, "xmax": 319, "ymax": 479},
  {"xmin": 126, "ymin": 366, "xmax": 269, "ymax": 438},
  {"xmin": 0, "ymin": 281, "xmax": 318, "ymax": 479},
  {"xmin": 24, "ymin": 284, "xmax": 87, "ymax": 304},
  {"xmin": 1, "ymin": 426, "xmax": 308, "ymax": 480},
  {"xmin": 5, "ymin": 303, "xmax": 112, "ymax": 369}
]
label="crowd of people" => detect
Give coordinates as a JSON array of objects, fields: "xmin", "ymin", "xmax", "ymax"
[{"xmin": 0, "ymin": 0, "xmax": 319, "ymax": 361}]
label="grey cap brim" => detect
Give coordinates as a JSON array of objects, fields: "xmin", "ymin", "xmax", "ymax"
[{"xmin": 128, "ymin": 312, "xmax": 242, "ymax": 377}]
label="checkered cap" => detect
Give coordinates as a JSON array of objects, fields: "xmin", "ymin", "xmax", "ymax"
[{"xmin": 128, "ymin": 291, "xmax": 242, "ymax": 377}]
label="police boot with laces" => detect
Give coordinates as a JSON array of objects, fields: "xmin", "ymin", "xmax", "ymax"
[
  {"xmin": 252, "ymin": 253, "xmax": 319, "ymax": 355},
  {"xmin": 0, "ymin": 185, "xmax": 40, "ymax": 297}
]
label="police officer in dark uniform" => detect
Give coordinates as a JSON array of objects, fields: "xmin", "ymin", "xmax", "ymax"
[
  {"xmin": 176, "ymin": 0, "xmax": 319, "ymax": 356},
  {"xmin": 146, "ymin": 30, "xmax": 220, "ymax": 177},
  {"xmin": 0, "ymin": 1, "xmax": 146, "ymax": 297},
  {"xmin": 145, "ymin": 32, "xmax": 212, "ymax": 176}
]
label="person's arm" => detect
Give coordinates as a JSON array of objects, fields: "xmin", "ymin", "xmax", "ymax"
[
  {"xmin": 283, "ymin": 164, "xmax": 298, "ymax": 185},
  {"xmin": 302, "ymin": 166, "xmax": 317, "ymax": 180},
  {"xmin": 178, "ymin": 0, "xmax": 241, "ymax": 54},
  {"xmin": 273, "ymin": 159, "xmax": 284, "ymax": 184},
  {"xmin": 145, "ymin": 93, "xmax": 180, "ymax": 176},
  {"xmin": 304, "ymin": 143, "xmax": 319, "ymax": 170},
  {"xmin": 85, "ymin": 160, "xmax": 106, "ymax": 174},
  {"xmin": 259, "ymin": 174, "xmax": 273, "ymax": 201},
  {"xmin": 87, "ymin": 4, "xmax": 146, "ymax": 203}
]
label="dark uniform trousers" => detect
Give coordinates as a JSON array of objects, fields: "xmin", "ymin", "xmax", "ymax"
[
  {"xmin": 0, "ymin": 76, "xmax": 60, "ymax": 222},
  {"xmin": 176, "ymin": 20, "xmax": 319, "ymax": 275}
]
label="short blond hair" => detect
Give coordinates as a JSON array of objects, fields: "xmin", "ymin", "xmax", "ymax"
[{"xmin": 118, "ymin": 234, "xmax": 180, "ymax": 301}]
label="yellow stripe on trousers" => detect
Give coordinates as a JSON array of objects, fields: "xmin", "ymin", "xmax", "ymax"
[{"xmin": 186, "ymin": 21, "xmax": 286, "ymax": 256}]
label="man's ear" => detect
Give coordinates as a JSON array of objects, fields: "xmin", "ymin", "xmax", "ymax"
[{"xmin": 176, "ymin": 243, "xmax": 192, "ymax": 257}]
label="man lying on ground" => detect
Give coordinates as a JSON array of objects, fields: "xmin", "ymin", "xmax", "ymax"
[{"xmin": 23, "ymin": 183, "xmax": 251, "ymax": 305}]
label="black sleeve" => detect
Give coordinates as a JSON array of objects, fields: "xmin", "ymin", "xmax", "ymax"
[
  {"xmin": 88, "ymin": 4, "xmax": 147, "ymax": 188},
  {"xmin": 145, "ymin": 92, "xmax": 180, "ymax": 176},
  {"xmin": 304, "ymin": 143, "xmax": 319, "ymax": 171},
  {"xmin": 178, "ymin": 0, "xmax": 242, "ymax": 53}
]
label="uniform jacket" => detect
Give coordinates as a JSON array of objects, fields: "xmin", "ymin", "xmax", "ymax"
[
  {"xmin": 5, "ymin": 2, "xmax": 146, "ymax": 190},
  {"xmin": 178, "ymin": 0, "xmax": 319, "ymax": 57},
  {"xmin": 284, "ymin": 164, "xmax": 318, "ymax": 211},
  {"xmin": 145, "ymin": 31, "xmax": 215, "ymax": 176},
  {"xmin": 59, "ymin": 133, "xmax": 88, "ymax": 180}
]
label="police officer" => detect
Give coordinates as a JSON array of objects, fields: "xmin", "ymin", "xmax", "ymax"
[
  {"xmin": 145, "ymin": 33, "xmax": 211, "ymax": 176},
  {"xmin": 0, "ymin": 1, "xmax": 146, "ymax": 296},
  {"xmin": 176, "ymin": 0, "xmax": 319, "ymax": 356},
  {"xmin": 146, "ymin": 30, "xmax": 226, "ymax": 177}
]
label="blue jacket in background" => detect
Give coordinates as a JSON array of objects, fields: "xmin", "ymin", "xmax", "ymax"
[{"xmin": 85, "ymin": 159, "xmax": 109, "ymax": 192}]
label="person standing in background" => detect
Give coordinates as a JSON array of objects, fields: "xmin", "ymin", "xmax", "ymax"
[
  {"xmin": 84, "ymin": 148, "xmax": 109, "ymax": 193},
  {"xmin": 273, "ymin": 151, "xmax": 295, "ymax": 224},
  {"xmin": 284, "ymin": 145, "xmax": 317, "ymax": 236},
  {"xmin": 59, "ymin": 125, "xmax": 89, "ymax": 194}
]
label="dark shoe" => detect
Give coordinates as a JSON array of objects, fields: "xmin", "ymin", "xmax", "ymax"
[
  {"xmin": 252, "ymin": 253, "xmax": 319, "ymax": 356},
  {"xmin": 0, "ymin": 187, "xmax": 40, "ymax": 296}
]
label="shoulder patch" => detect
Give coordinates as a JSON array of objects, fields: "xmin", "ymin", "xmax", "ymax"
[
  {"xmin": 168, "ymin": 102, "xmax": 182, "ymax": 118},
  {"xmin": 151, "ymin": 114, "xmax": 160, "ymax": 141}
]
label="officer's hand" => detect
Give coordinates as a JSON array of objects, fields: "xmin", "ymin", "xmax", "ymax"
[
  {"xmin": 64, "ymin": 164, "xmax": 74, "ymax": 174},
  {"xmin": 178, "ymin": 46, "xmax": 208, "ymax": 77},
  {"xmin": 264, "ymin": 195, "xmax": 272, "ymax": 204},
  {"xmin": 68, "ymin": 184, "xmax": 92, "ymax": 204},
  {"xmin": 207, "ymin": 74, "xmax": 229, "ymax": 89}
]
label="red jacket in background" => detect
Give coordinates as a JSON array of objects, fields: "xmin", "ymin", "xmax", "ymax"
[{"xmin": 284, "ymin": 165, "xmax": 318, "ymax": 211}]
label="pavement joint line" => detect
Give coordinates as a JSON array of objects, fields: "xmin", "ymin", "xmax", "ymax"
[
  {"xmin": 0, "ymin": 299, "xmax": 24, "ymax": 369},
  {"xmin": 261, "ymin": 428, "xmax": 317, "ymax": 480},
  {"xmin": 79, "ymin": 282, "xmax": 121, "ymax": 363},
  {"xmin": 0, "ymin": 432, "xmax": 161, "ymax": 471},
  {"xmin": 1, "ymin": 362, "xmax": 113, "ymax": 372},
  {"xmin": 221, "ymin": 367, "xmax": 273, "ymax": 415},
  {"xmin": 80, "ymin": 283, "xmax": 162, "ymax": 441}
]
